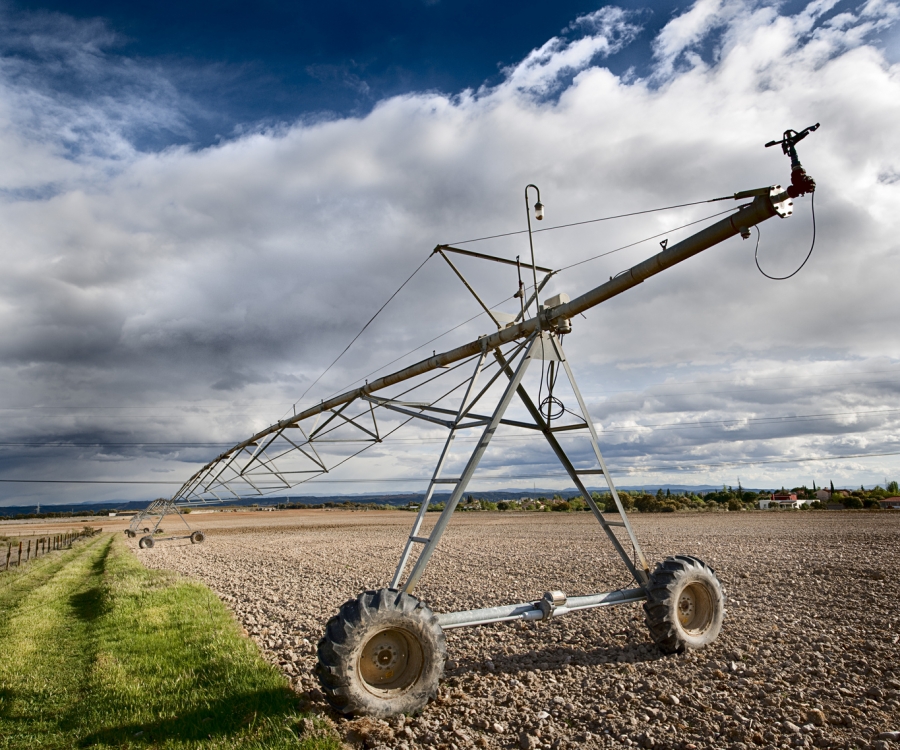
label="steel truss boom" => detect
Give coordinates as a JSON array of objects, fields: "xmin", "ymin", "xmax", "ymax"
[{"xmin": 169, "ymin": 187, "xmax": 791, "ymax": 505}]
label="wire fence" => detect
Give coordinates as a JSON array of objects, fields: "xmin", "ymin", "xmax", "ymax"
[{"xmin": 1, "ymin": 526, "xmax": 102, "ymax": 572}]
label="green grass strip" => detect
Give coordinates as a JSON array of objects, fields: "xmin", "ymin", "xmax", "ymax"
[{"xmin": 0, "ymin": 535, "xmax": 340, "ymax": 750}]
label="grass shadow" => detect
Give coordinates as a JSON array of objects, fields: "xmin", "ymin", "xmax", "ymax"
[
  {"xmin": 69, "ymin": 586, "xmax": 106, "ymax": 623},
  {"xmin": 77, "ymin": 686, "xmax": 301, "ymax": 747},
  {"xmin": 69, "ymin": 539, "xmax": 113, "ymax": 623},
  {"xmin": 0, "ymin": 687, "xmax": 14, "ymax": 719}
]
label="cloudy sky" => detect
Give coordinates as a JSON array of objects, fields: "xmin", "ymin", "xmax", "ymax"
[{"xmin": 1, "ymin": 0, "xmax": 899, "ymax": 507}]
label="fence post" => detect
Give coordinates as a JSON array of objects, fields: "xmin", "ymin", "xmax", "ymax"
[
  {"xmin": 27, "ymin": 539, "xmax": 31, "ymax": 562},
  {"xmin": 17, "ymin": 542, "xmax": 22, "ymax": 567},
  {"xmin": 5, "ymin": 543, "xmax": 10, "ymax": 570}
]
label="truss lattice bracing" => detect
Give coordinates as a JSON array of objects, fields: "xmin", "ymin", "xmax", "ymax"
[
  {"xmin": 129, "ymin": 497, "xmax": 193, "ymax": 536},
  {"xmin": 165, "ymin": 191, "xmax": 782, "ymax": 510},
  {"xmin": 143, "ymin": 187, "xmax": 790, "ymax": 566},
  {"xmin": 169, "ymin": 347, "xmax": 509, "ymax": 506},
  {"xmin": 387, "ymin": 331, "xmax": 650, "ymax": 591}
]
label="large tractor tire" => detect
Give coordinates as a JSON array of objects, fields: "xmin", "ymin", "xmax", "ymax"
[
  {"xmin": 138, "ymin": 535, "xmax": 155, "ymax": 549},
  {"xmin": 644, "ymin": 555, "xmax": 725, "ymax": 653},
  {"xmin": 316, "ymin": 588, "xmax": 446, "ymax": 718},
  {"xmin": 190, "ymin": 530, "xmax": 205, "ymax": 544}
]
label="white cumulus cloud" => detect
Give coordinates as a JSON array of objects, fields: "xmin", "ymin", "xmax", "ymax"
[{"xmin": 1, "ymin": 0, "xmax": 899, "ymax": 506}]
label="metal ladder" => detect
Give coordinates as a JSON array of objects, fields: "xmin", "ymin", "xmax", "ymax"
[{"xmin": 390, "ymin": 331, "xmax": 650, "ymax": 594}]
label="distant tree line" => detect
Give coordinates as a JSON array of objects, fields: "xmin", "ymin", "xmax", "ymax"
[{"xmin": 433, "ymin": 481, "xmax": 899, "ymax": 513}]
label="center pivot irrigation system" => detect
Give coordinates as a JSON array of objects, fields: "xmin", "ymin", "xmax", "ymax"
[{"xmin": 133, "ymin": 126, "xmax": 818, "ymax": 717}]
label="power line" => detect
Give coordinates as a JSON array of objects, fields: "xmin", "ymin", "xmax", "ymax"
[
  {"xmin": 2, "ymin": 407, "xmax": 898, "ymax": 449},
  {"xmin": 3, "ymin": 365, "xmax": 897, "ymax": 413},
  {"xmin": 320, "ymin": 405, "xmax": 900, "ymax": 442},
  {"xmin": 580, "ymin": 378, "xmax": 900, "ymax": 400},
  {"xmin": 575, "ymin": 366, "xmax": 900, "ymax": 395},
  {"xmin": 2, "ymin": 443, "xmax": 898, "ymax": 484},
  {"xmin": 0, "ymin": 479, "xmax": 182, "ymax": 484},
  {"xmin": 616, "ymin": 449, "xmax": 900, "ymax": 473},
  {"xmin": 0, "ymin": 442, "xmax": 237, "ymax": 447}
]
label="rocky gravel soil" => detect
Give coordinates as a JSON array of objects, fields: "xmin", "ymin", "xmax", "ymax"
[{"xmin": 135, "ymin": 511, "xmax": 900, "ymax": 750}]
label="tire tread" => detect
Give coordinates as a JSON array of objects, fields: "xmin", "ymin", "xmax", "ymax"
[
  {"xmin": 643, "ymin": 555, "xmax": 724, "ymax": 654},
  {"xmin": 316, "ymin": 588, "xmax": 446, "ymax": 718}
]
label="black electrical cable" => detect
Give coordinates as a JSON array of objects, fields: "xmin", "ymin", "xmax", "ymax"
[
  {"xmin": 538, "ymin": 349, "xmax": 546, "ymax": 419},
  {"xmin": 540, "ymin": 360, "xmax": 564, "ymax": 421},
  {"xmin": 11, "ymin": 447, "xmax": 898, "ymax": 485},
  {"xmin": 755, "ymin": 191, "xmax": 816, "ymax": 280}
]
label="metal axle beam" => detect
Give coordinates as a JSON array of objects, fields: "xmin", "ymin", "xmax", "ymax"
[{"xmin": 437, "ymin": 587, "xmax": 648, "ymax": 629}]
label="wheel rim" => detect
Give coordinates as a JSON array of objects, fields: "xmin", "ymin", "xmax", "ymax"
[
  {"xmin": 677, "ymin": 581, "xmax": 714, "ymax": 634},
  {"xmin": 358, "ymin": 627, "xmax": 424, "ymax": 697}
]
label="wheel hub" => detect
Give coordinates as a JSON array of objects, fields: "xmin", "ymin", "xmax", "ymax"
[
  {"xmin": 358, "ymin": 627, "xmax": 423, "ymax": 694},
  {"xmin": 677, "ymin": 581, "xmax": 713, "ymax": 634},
  {"xmin": 678, "ymin": 591, "xmax": 695, "ymax": 619}
]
